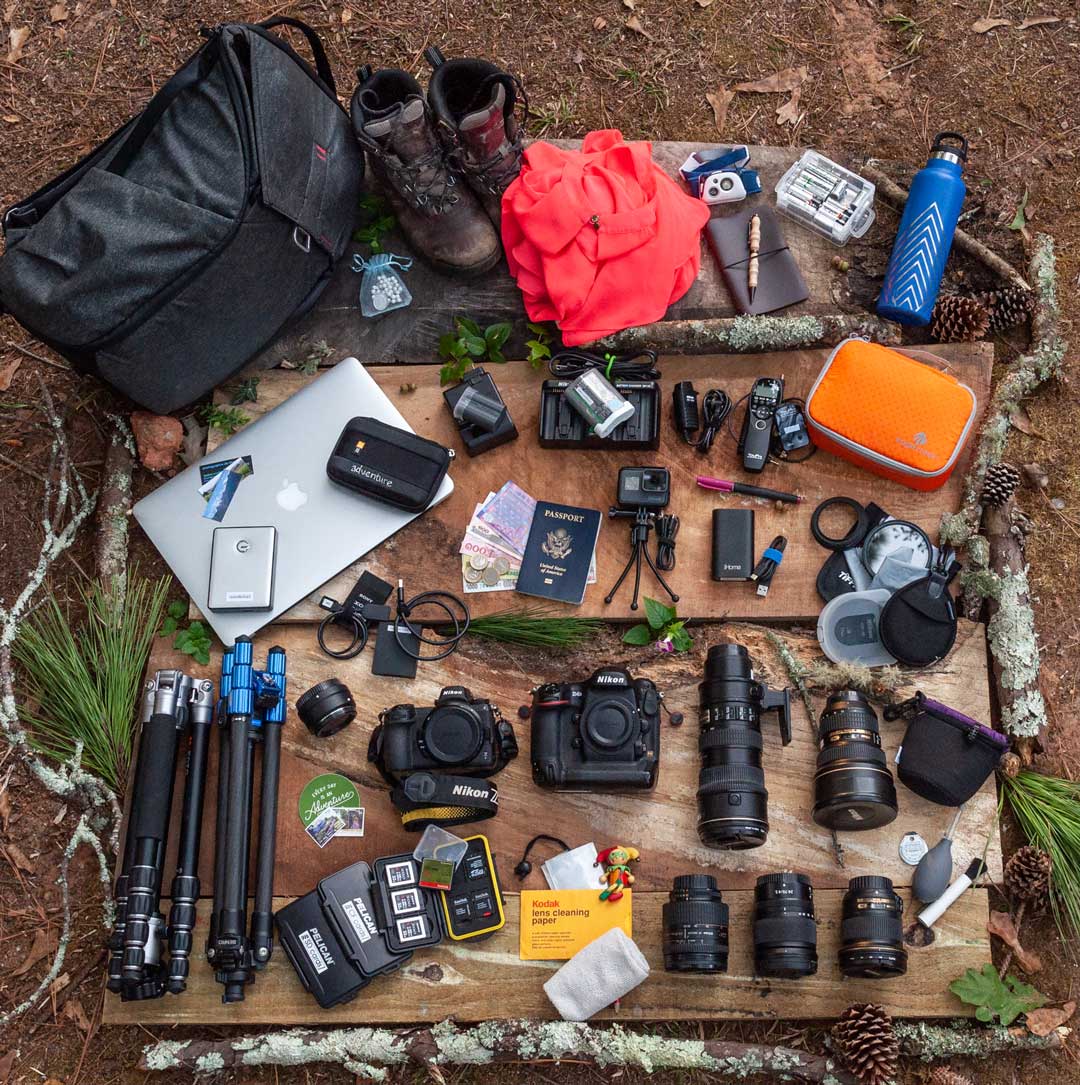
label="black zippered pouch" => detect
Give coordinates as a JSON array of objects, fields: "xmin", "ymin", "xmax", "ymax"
[
  {"xmin": 326, "ymin": 416, "xmax": 452, "ymax": 512},
  {"xmin": 884, "ymin": 693, "xmax": 1009, "ymax": 805}
]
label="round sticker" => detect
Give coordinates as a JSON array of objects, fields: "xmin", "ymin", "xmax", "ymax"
[{"xmin": 299, "ymin": 773, "xmax": 364, "ymax": 848}]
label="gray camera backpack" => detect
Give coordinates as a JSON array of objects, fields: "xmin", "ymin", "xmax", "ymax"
[{"xmin": 0, "ymin": 18, "xmax": 362, "ymax": 412}]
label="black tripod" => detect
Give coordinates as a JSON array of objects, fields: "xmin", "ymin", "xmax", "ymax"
[
  {"xmin": 205, "ymin": 636, "xmax": 287, "ymax": 1003},
  {"xmin": 107, "ymin": 669, "xmax": 214, "ymax": 1001},
  {"xmin": 604, "ymin": 506, "xmax": 680, "ymax": 611}
]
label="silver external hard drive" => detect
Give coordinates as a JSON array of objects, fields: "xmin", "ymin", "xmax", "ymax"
[{"xmin": 208, "ymin": 526, "xmax": 277, "ymax": 611}]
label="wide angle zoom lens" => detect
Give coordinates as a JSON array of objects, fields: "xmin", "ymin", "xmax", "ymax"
[
  {"xmin": 838, "ymin": 875, "xmax": 908, "ymax": 978},
  {"xmin": 662, "ymin": 874, "xmax": 729, "ymax": 973},
  {"xmin": 812, "ymin": 690, "xmax": 898, "ymax": 832},
  {"xmin": 753, "ymin": 873, "xmax": 818, "ymax": 979}
]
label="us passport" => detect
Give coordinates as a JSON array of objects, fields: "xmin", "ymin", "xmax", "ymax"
[{"xmin": 516, "ymin": 501, "xmax": 602, "ymax": 605}]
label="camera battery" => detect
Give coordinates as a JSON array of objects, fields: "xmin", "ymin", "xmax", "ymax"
[
  {"xmin": 276, "ymin": 889, "xmax": 369, "ymax": 1008},
  {"xmin": 319, "ymin": 861, "xmax": 413, "ymax": 979}
]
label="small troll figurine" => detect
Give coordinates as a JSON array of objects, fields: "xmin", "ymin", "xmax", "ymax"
[{"xmin": 596, "ymin": 844, "xmax": 640, "ymax": 902}]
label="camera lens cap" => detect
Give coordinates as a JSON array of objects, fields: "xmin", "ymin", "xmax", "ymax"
[{"xmin": 423, "ymin": 706, "xmax": 483, "ymax": 765}]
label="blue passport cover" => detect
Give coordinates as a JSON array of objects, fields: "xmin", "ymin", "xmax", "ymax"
[{"xmin": 516, "ymin": 501, "xmax": 602, "ymax": 605}]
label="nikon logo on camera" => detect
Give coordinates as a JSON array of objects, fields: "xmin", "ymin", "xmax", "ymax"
[
  {"xmin": 594, "ymin": 673, "xmax": 623, "ymax": 685},
  {"xmin": 452, "ymin": 783, "xmax": 497, "ymax": 804},
  {"xmin": 349, "ymin": 463, "xmax": 393, "ymax": 487}
]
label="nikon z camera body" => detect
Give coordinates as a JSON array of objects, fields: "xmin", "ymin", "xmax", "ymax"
[
  {"xmin": 531, "ymin": 668, "xmax": 661, "ymax": 791},
  {"xmin": 370, "ymin": 686, "xmax": 515, "ymax": 780}
]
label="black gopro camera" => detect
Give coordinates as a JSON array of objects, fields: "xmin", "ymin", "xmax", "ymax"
[
  {"xmin": 616, "ymin": 465, "xmax": 670, "ymax": 509},
  {"xmin": 369, "ymin": 686, "xmax": 517, "ymax": 780},
  {"xmin": 530, "ymin": 668, "xmax": 662, "ymax": 791}
]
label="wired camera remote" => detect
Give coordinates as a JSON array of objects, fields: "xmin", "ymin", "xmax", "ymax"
[{"xmin": 739, "ymin": 377, "xmax": 784, "ymax": 473}]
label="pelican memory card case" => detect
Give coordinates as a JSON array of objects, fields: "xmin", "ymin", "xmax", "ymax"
[{"xmin": 275, "ymin": 836, "xmax": 504, "ymax": 1008}]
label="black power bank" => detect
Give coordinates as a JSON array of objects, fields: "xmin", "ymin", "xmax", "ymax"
[{"xmin": 712, "ymin": 509, "xmax": 755, "ymax": 581}]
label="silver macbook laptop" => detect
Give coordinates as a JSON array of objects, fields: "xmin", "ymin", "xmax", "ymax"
[{"xmin": 133, "ymin": 358, "xmax": 453, "ymax": 646}]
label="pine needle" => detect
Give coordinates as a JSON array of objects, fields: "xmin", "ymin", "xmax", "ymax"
[
  {"xmin": 1002, "ymin": 770, "xmax": 1080, "ymax": 944},
  {"xmin": 14, "ymin": 572, "xmax": 171, "ymax": 796},
  {"xmin": 456, "ymin": 605, "xmax": 604, "ymax": 649}
]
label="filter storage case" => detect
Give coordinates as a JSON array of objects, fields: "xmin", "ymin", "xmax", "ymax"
[{"xmin": 805, "ymin": 339, "xmax": 977, "ymax": 491}]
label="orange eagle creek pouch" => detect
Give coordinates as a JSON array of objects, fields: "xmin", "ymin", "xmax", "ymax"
[{"xmin": 805, "ymin": 339, "xmax": 978, "ymax": 492}]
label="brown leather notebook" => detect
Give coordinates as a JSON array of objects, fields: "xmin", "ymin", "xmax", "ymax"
[{"xmin": 705, "ymin": 205, "xmax": 809, "ymax": 315}]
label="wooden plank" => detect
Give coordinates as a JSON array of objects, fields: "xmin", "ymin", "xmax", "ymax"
[
  {"xmin": 101, "ymin": 886, "xmax": 990, "ymax": 1025},
  {"xmin": 250, "ymin": 143, "xmax": 878, "ymax": 370},
  {"xmin": 196, "ymin": 343, "xmax": 991, "ymax": 623},
  {"xmin": 144, "ymin": 620, "xmax": 1001, "ymax": 902}
]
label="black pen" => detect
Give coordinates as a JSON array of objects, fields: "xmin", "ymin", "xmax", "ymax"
[{"xmin": 696, "ymin": 475, "xmax": 803, "ymax": 505}]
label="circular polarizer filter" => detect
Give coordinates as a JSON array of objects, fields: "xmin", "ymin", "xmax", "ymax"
[{"xmin": 861, "ymin": 520, "xmax": 932, "ymax": 577}]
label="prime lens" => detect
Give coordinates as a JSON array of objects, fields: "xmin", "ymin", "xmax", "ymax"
[
  {"xmin": 697, "ymin": 644, "xmax": 768, "ymax": 849},
  {"xmin": 662, "ymin": 874, "xmax": 729, "ymax": 973},
  {"xmin": 296, "ymin": 679, "xmax": 356, "ymax": 739},
  {"xmin": 839, "ymin": 875, "xmax": 908, "ymax": 978},
  {"xmin": 753, "ymin": 873, "xmax": 818, "ymax": 979},
  {"xmin": 812, "ymin": 691, "xmax": 898, "ymax": 832}
]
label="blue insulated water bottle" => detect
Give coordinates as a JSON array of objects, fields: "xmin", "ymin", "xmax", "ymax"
[{"xmin": 877, "ymin": 133, "xmax": 968, "ymax": 326}]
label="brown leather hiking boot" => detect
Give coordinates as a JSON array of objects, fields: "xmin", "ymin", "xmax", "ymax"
[
  {"xmin": 424, "ymin": 49, "xmax": 526, "ymax": 227},
  {"xmin": 351, "ymin": 67, "xmax": 500, "ymax": 277}
]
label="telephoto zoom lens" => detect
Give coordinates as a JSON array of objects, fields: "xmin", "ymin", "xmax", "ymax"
[
  {"xmin": 812, "ymin": 690, "xmax": 898, "ymax": 832},
  {"xmin": 753, "ymin": 873, "xmax": 818, "ymax": 979},
  {"xmin": 839, "ymin": 875, "xmax": 908, "ymax": 978},
  {"xmin": 662, "ymin": 874, "xmax": 729, "ymax": 973},
  {"xmin": 697, "ymin": 643, "xmax": 791, "ymax": 850}
]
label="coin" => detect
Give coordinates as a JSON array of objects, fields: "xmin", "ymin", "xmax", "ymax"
[
  {"xmin": 468, "ymin": 554, "xmax": 489, "ymax": 571},
  {"xmin": 482, "ymin": 567, "xmax": 501, "ymax": 586},
  {"xmin": 899, "ymin": 831, "xmax": 929, "ymax": 866},
  {"xmin": 464, "ymin": 566, "xmax": 485, "ymax": 584},
  {"xmin": 493, "ymin": 557, "xmax": 510, "ymax": 576}
]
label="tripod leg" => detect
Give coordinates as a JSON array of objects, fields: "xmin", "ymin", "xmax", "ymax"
[
  {"xmin": 250, "ymin": 719, "xmax": 282, "ymax": 968},
  {"xmin": 166, "ymin": 687, "xmax": 212, "ymax": 995},
  {"xmin": 604, "ymin": 548, "xmax": 639, "ymax": 605},
  {"xmin": 630, "ymin": 545, "xmax": 644, "ymax": 610},
  {"xmin": 642, "ymin": 543, "xmax": 680, "ymax": 603},
  {"xmin": 206, "ymin": 718, "xmax": 230, "ymax": 960}
]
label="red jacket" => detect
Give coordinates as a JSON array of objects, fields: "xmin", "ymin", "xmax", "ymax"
[{"xmin": 501, "ymin": 131, "xmax": 709, "ymax": 345}]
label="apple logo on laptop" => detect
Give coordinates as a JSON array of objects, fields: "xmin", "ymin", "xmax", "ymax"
[{"xmin": 276, "ymin": 478, "xmax": 308, "ymax": 512}]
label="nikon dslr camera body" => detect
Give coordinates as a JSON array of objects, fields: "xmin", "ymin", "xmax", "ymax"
[
  {"xmin": 369, "ymin": 686, "xmax": 516, "ymax": 780},
  {"xmin": 531, "ymin": 668, "xmax": 661, "ymax": 791}
]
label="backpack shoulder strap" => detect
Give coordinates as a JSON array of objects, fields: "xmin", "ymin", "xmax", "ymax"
[{"xmin": 257, "ymin": 16, "xmax": 336, "ymax": 96}]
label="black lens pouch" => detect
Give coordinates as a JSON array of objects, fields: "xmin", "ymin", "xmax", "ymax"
[
  {"xmin": 327, "ymin": 417, "xmax": 452, "ymax": 512},
  {"xmin": 878, "ymin": 560, "xmax": 958, "ymax": 667},
  {"xmin": 884, "ymin": 693, "xmax": 1009, "ymax": 805}
]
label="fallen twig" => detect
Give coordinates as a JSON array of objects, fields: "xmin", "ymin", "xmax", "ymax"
[
  {"xmin": 862, "ymin": 162, "xmax": 1031, "ymax": 292},
  {"xmin": 94, "ymin": 413, "xmax": 135, "ymax": 593}
]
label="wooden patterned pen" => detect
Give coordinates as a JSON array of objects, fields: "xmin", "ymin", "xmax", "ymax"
[{"xmin": 747, "ymin": 212, "xmax": 761, "ymax": 304}]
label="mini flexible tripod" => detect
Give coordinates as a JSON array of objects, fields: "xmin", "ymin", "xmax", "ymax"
[
  {"xmin": 205, "ymin": 637, "xmax": 287, "ymax": 1003},
  {"xmin": 604, "ymin": 506, "xmax": 680, "ymax": 611},
  {"xmin": 107, "ymin": 669, "xmax": 214, "ymax": 1001}
]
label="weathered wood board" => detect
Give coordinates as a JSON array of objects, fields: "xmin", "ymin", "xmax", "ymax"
[
  {"xmin": 102, "ymin": 886, "xmax": 989, "ymax": 1025},
  {"xmin": 251, "ymin": 143, "xmax": 882, "ymax": 370},
  {"xmin": 141, "ymin": 620, "xmax": 1001, "ymax": 905},
  {"xmin": 194, "ymin": 343, "xmax": 991, "ymax": 624}
]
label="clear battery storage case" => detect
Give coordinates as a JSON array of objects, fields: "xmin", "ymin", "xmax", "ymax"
[{"xmin": 774, "ymin": 151, "xmax": 876, "ymax": 246}]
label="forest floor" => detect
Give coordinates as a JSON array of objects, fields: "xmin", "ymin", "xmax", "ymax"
[{"xmin": 0, "ymin": 0, "xmax": 1078, "ymax": 1082}]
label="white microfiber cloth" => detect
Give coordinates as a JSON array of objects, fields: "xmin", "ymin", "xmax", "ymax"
[{"xmin": 543, "ymin": 927, "xmax": 650, "ymax": 1021}]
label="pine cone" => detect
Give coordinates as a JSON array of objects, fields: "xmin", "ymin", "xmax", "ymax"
[
  {"xmin": 981, "ymin": 462, "xmax": 1022, "ymax": 507},
  {"xmin": 1004, "ymin": 845, "xmax": 1052, "ymax": 902},
  {"xmin": 930, "ymin": 294, "xmax": 991, "ymax": 343},
  {"xmin": 929, "ymin": 1068, "xmax": 974, "ymax": 1085},
  {"xmin": 981, "ymin": 286, "xmax": 1034, "ymax": 333},
  {"xmin": 832, "ymin": 1003, "xmax": 899, "ymax": 1085}
]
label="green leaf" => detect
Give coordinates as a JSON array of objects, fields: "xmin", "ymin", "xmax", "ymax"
[
  {"xmin": 1008, "ymin": 189, "xmax": 1029, "ymax": 232},
  {"xmin": 670, "ymin": 626, "xmax": 693, "ymax": 653},
  {"xmin": 949, "ymin": 964, "xmax": 1046, "ymax": 1026},
  {"xmin": 488, "ymin": 349, "xmax": 505, "ymax": 365},
  {"xmin": 643, "ymin": 596, "xmax": 676, "ymax": 631},
  {"xmin": 438, "ymin": 332, "xmax": 459, "ymax": 359},
  {"xmin": 622, "ymin": 624, "xmax": 653, "ymax": 646},
  {"xmin": 160, "ymin": 616, "xmax": 178, "ymax": 637},
  {"xmin": 457, "ymin": 317, "xmax": 482, "ymax": 337},
  {"xmin": 464, "ymin": 336, "xmax": 488, "ymax": 357},
  {"xmin": 167, "ymin": 600, "xmax": 186, "ymax": 620},
  {"xmin": 484, "ymin": 322, "xmax": 512, "ymax": 349},
  {"xmin": 526, "ymin": 321, "xmax": 552, "ymax": 340}
]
